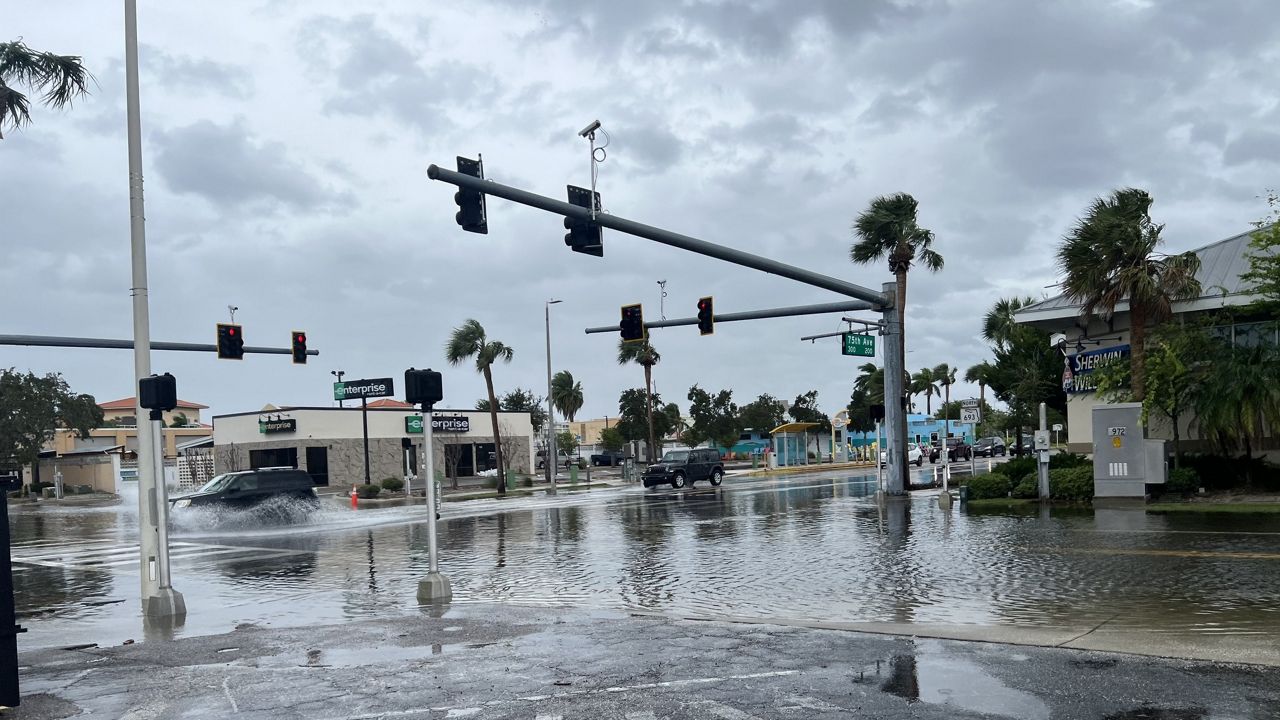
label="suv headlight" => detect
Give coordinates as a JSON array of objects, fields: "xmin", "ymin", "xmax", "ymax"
[{"xmin": 173, "ymin": 499, "xmax": 191, "ymax": 509}]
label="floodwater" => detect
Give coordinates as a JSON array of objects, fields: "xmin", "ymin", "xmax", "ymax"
[{"xmin": 9, "ymin": 470, "xmax": 1280, "ymax": 649}]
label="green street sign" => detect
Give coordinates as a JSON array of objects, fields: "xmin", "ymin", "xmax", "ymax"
[
  {"xmin": 405, "ymin": 416, "xmax": 424, "ymax": 434},
  {"xmin": 842, "ymin": 332, "xmax": 875, "ymax": 357},
  {"xmin": 333, "ymin": 382, "xmax": 344, "ymax": 401}
]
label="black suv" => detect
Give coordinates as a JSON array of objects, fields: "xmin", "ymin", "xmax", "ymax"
[
  {"xmin": 642, "ymin": 449, "xmax": 724, "ymax": 489},
  {"xmin": 973, "ymin": 436, "xmax": 1006, "ymax": 457},
  {"xmin": 170, "ymin": 468, "xmax": 320, "ymax": 513},
  {"xmin": 928, "ymin": 438, "xmax": 973, "ymax": 463}
]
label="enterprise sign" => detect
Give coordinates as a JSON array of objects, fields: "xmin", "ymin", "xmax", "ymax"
[
  {"xmin": 259, "ymin": 418, "xmax": 297, "ymax": 434},
  {"xmin": 406, "ymin": 415, "xmax": 471, "ymax": 434},
  {"xmin": 1062, "ymin": 345, "xmax": 1130, "ymax": 394},
  {"xmin": 334, "ymin": 377, "xmax": 395, "ymax": 401}
]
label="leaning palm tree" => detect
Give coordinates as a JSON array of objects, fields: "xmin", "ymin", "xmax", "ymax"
[
  {"xmin": 446, "ymin": 319, "xmax": 514, "ymax": 494},
  {"xmin": 617, "ymin": 340, "xmax": 661, "ymax": 461},
  {"xmin": 932, "ymin": 363, "xmax": 957, "ymax": 420},
  {"xmin": 1057, "ymin": 188, "xmax": 1202, "ymax": 400},
  {"xmin": 910, "ymin": 367, "xmax": 938, "ymax": 415},
  {"xmin": 550, "ymin": 370, "xmax": 584, "ymax": 423},
  {"xmin": 981, "ymin": 296, "xmax": 1036, "ymax": 351},
  {"xmin": 964, "ymin": 361, "xmax": 996, "ymax": 409},
  {"xmin": 1, "ymin": 40, "xmax": 92, "ymax": 139}
]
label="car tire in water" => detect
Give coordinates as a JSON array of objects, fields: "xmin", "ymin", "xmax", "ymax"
[
  {"xmin": 915, "ymin": 456, "xmax": 923, "ymax": 467},
  {"xmin": 671, "ymin": 472, "xmax": 686, "ymax": 489},
  {"xmin": 710, "ymin": 469, "xmax": 723, "ymax": 486}
]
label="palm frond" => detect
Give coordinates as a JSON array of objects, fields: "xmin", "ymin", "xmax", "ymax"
[{"xmin": 445, "ymin": 319, "xmax": 486, "ymax": 367}]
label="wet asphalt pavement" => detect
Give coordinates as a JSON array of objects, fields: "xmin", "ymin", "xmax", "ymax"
[{"xmin": 10, "ymin": 464, "xmax": 1280, "ymax": 716}]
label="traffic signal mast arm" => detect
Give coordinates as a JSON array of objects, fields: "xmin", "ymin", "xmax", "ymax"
[
  {"xmin": 427, "ymin": 163, "xmax": 890, "ymax": 307},
  {"xmin": 584, "ymin": 300, "xmax": 876, "ymax": 334},
  {"xmin": 0, "ymin": 334, "xmax": 319, "ymax": 356}
]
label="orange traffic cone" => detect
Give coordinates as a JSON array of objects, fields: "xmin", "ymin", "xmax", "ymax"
[{"xmin": 351, "ymin": 485, "xmax": 358, "ymax": 510}]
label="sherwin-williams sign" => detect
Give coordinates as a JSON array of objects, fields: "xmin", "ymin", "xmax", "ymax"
[
  {"xmin": 259, "ymin": 418, "xmax": 297, "ymax": 434},
  {"xmin": 333, "ymin": 377, "xmax": 394, "ymax": 401},
  {"xmin": 1062, "ymin": 345, "xmax": 1130, "ymax": 394}
]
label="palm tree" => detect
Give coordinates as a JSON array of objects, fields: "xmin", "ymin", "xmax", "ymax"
[
  {"xmin": 910, "ymin": 368, "xmax": 939, "ymax": 415},
  {"xmin": 932, "ymin": 363, "xmax": 957, "ymax": 420},
  {"xmin": 964, "ymin": 362, "xmax": 996, "ymax": 409},
  {"xmin": 982, "ymin": 296, "xmax": 1036, "ymax": 351},
  {"xmin": 550, "ymin": 370, "xmax": 584, "ymax": 423},
  {"xmin": 617, "ymin": 340, "xmax": 661, "ymax": 461},
  {"xmin": 1057, "ymin": 188, "xmax": 1202, "ymax": 401},
  {"xmin": 851, "ymin": 192, "xmax": 944, "ymax": 377},
  {"xmin": 446, "ymin": 319, "xmax": 514, "ymax": 494},
  {"xmin": 1, "ymin": 40, "xmax": 92, "ymax": 139}
]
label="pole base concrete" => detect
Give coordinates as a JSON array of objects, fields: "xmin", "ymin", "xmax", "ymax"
[
  {"xmin": 937, "ymin": 491, "xmax": 953, "ymax": 511},
  {"xmin": 141, "ymin": 588, "xmax": 186, "ymax": 618},
  {"xmin": 417, "ymin": 572, "xmax": 453, "ymax": 603}
]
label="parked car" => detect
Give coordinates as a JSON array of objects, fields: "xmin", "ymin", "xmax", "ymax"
[
  {"xmin": 881, "ymin": 442, "xmax": 924, "ymax": 467},
  {"xmin": 536, "ymin": 449, "xmax": 575, "ymax": 470},
  {"xmin": 973, "ymin": 437, "xmax": 1006, "ymax": 457},
  {"xmin": 590, "ymin": 449, "xmax": 627, "ymax": 466},
  {"xmin": 642, "ymin": 449, "xmax": 724, "ymax": 489},
  {"xmin": 929, "ymin": 438, "xmax": 973, "ymax": 463},
  {"xmin": 169, "ymin": 467, "xmax": 319, "ymax": 513}
]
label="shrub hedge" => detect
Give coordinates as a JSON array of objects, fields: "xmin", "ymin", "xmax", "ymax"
[
  {"xmin": 1048, "ymin": 466, "xmax": 1093, "ymax": 501},
  {"xmin": 967, "ymin": 472, "xmax": 1012, "ymax": 500},
  {"xmin": 1165, "ymin": 466, "xmax": 1199, "ymax": 494},
  {"xmin": 355, "ymin": 484, "xmax": 382, "ymax": 499},
  {"xmin": 380, "ymin": 477, "xmax": 405, "ymax": 492}
]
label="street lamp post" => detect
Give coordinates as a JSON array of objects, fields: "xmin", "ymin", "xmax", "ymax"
[
  {"xmin": 545, "ymin": 299, "xmax": 562, "ymax": 489},
  {"xmin": 125, "ymin": 0, "xmax": 183, "ymax": 619}
]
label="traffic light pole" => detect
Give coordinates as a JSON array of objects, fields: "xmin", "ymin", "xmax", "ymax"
[
  {"xmin": 427, "ymin": 165, "xmax": 890, "ymax": 307},
  {"xmin": 0, "ymin": 334, "xmax": 319, "ymax": 356},
  {"xmin": 125, "ymin": 0, "xmax": 184, "ymax": 619},
  {"xmin": 427, "ymin": 162, "xmax": 907, "ymax": 495},
  {"xmin": 583, "ymin": 301, "xmax": 877, "ymax": 334}
]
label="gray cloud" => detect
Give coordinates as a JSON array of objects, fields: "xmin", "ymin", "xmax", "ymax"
[
  {"xmin": 1222, "ymin": 129, "xmax": 1280, "ymax": 167},
  {"xmin": 151, "ymin": 119, "xmax": 342, "ymax": 211},
  {"xmin": 142, "ymin": 45, "xmax": 252, "ymax": 98}
]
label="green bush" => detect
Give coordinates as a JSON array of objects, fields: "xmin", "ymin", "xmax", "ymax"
[
  {"xmin": 355, "ymin": 484, "xmax": 382, "ymax": 499},
  {"xmin": 1012, "ymin": 477, "xmax": 1038, "ymax": 499},
  {"xmin": 1165, "ymin": 466, "xmax": 1199, "ymax": 494},
  {"xmin": 1049, "ymin": 466, "xmax": 1093, "ymax": 502},
  {"xmin": 999, "ymin": 456, "xmax": 1038, "ymax": 484},
  {"xmin": 1049, "ymin": 452, "xmax": 1089, "ymax": 469},
  {"xmin": 967, "ymin": 472, "xmax": 1013, "ymax": 500},
  {"xmin": 380, "ymin": 477, "xmax": 404, "ymax": 492}
]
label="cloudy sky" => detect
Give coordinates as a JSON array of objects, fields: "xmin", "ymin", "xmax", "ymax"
[{"xmin": 3, "ymin": 0, "xmax": 1278, "ymax": 425}]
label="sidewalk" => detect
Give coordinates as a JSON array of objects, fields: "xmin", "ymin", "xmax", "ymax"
[{"xmin": 16, "ymin": 603, "xmax": 1280, "ymax": 718}]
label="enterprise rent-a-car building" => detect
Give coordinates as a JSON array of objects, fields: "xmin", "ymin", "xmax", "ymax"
[{"xmin": 212, "ymin": 402, "xmax": 536, "ymax": 487}]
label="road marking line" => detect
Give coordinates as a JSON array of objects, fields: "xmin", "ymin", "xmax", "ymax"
[
  {"xmin": 698, "ymin": 700, "xmax": 763, "ymax": 720},
  {"xmin": 534, "ymin": 715, "xmax": 563, "ymax": 720},
  {"xmin": 625, "ymin": 712, "xmax": 657, "ymax": 720}
]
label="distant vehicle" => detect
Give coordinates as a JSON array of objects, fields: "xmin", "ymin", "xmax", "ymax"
[
  {"xmin": 536, "ymin": 449, "xmax": 574, "ymax": 470},
  {"xmin": 169, "ymin": 468, "xmax": 319, "ymax": 514},
  {"xmin": 590, "ymin": 449, "xmax": 626, "ymax": 466},
  {"xmin": 929, "ymin": 438, "xmax": 973, "ymax": 463},
  {"xmin": 642, "ymin": 449, "xmax": 724, "ymax": 489},
  {"xmin": 881, "ymin": 442, "xmax": 924, "ymax": 467},
  {"xmin": 973, "ymin": 437, "xmax": 1007, "ymax": 457}
]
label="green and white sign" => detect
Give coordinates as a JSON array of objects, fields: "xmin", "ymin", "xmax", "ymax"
[
  {"xmin": 405, "ymin": 415, "xmax": 424, "ymax": 434},
  {"xmin": 842, "ymin": 332, "xmax": 875, "ymax": 357},
  {"xmin": 333, "ymin": 377, "xmax": 394, "ymax": 401}
]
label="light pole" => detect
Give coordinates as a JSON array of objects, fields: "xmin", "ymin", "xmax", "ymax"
[
  {"xmin": 545, "ymin": 299, "xmax": 562, "ymax": 489},
  {"xmin": 331, "ymin": 369, "xmax": 345, "ymax": 407}
]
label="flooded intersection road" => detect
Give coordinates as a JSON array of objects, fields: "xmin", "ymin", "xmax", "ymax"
[{"xmin": 10, "ymin": 469, "xmax": 1280, "ymax": 655}]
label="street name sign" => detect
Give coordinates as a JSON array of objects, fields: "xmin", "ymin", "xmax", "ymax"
[
  {"xmin": 334, "ymin": 377, "xmax": 395, "ymax": 401},
  {"xmin": 842, "ymin": 332, "xmax": 875, "ymax": 357}
]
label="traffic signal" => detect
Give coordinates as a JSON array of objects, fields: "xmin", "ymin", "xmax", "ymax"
[
  {"xmin": 216, "ymin": 323, "xmax": 244, "ymax": 360},
  {"xmin": 453, "ymin": 156, "xmax": 488, "ymax": 234},
  {"xmin": 405, "ymin": 368, "xmax": 444, "ymax": 408},
  {"xmin": 291, "ymin": 331, "xmax": 307, "ymax": 365},
  {"xmin": 563, "ymin": 185, "xmax": 603, "ymax": 257},
  {"xmin": 697, "ymin": 296, "xmax": 714, "ymax": 335},
  {"xmin": 139, "ymin": 373, "xmax": 177, "ymax": 412},
  {"xmin": 620, "ymin": 303, "xmax": 646, "ymax": 344},
  {"xmin": 869, "ymin": 403, "xmax": 885, "ymax": 423}
]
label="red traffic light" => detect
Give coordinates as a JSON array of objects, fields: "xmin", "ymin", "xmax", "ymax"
[
  {"xmin": 296, "ymin": 334, "xmax": 306, "ymax": 343},
  {"xmin": 228, "ymin": 327, "xmax": 236, "ymax": 335}
]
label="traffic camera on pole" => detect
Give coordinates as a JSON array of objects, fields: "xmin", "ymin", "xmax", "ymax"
[
  {"xmin": 216, "ymin": 323, "xmax": 244, "ymax": 360},
  {"xmin": 620, "ymin": 303, "xmax": 646, "ymax": 343},
  {"xmin": 452, "ymin": 156, "xmax": 488, "ymax": 234},
  {"xmin": 697, "ymin": 296, "xmax": 714, "ymax": 335},
  {"xmin": 291, "ymin": 331, "xmax": 307, "ymax": 364},
  {"xmin": 564, "ymin": 185, "xmax": 603, "ymax": 257}
]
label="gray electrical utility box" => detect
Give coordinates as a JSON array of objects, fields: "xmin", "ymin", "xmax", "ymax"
[{"xmin": 1091, "ymin": 403, "xmax": 1167, "ymax": 497}]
